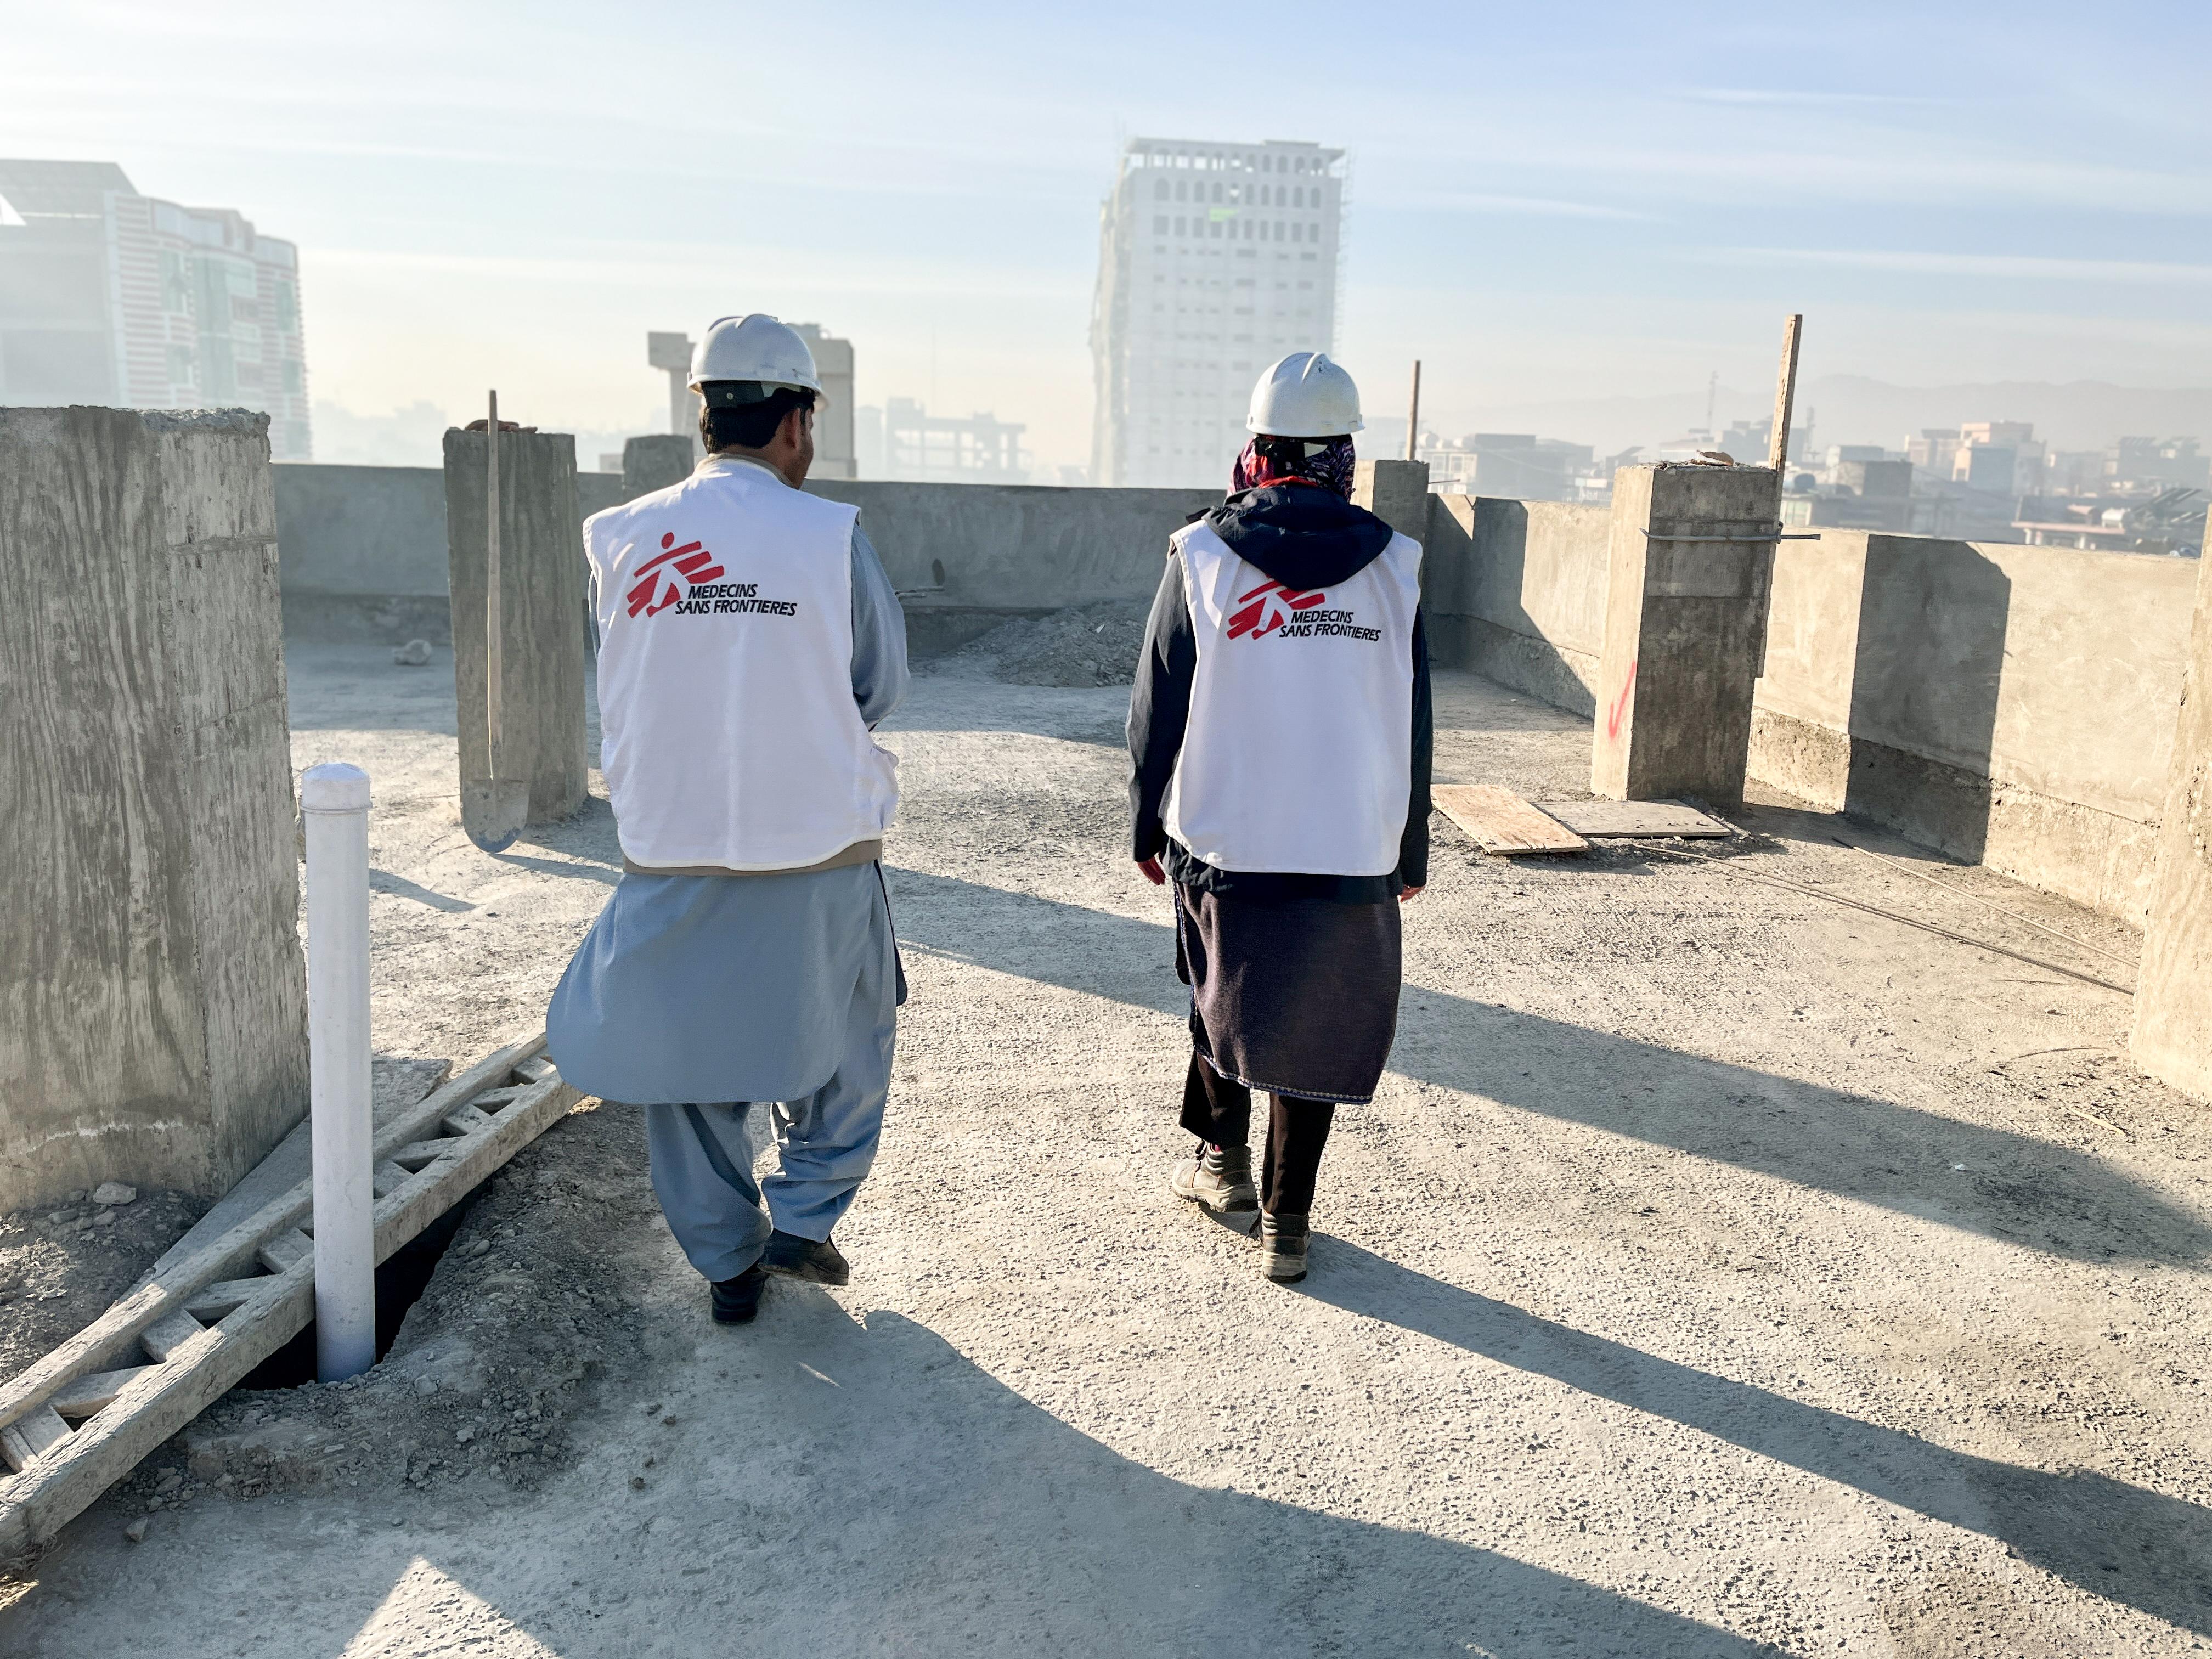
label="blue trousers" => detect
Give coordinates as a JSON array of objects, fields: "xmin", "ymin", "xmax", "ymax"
[{"xmin": 642, "ymin": 940, "xmax": 896, "ymax": 1282}]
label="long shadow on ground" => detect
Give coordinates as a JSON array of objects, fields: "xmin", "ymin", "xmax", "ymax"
[
  {"xmin": 1306, "ymin": 1243, "xmax": 2212, "ymax": 1635},
  {"xmin": 885, "ymin": 868, "xmax": 2209, "ymax": 1270},
  {"xmin": 0, "ymin": 1306, "xmax": 1782, "ymax": 1658}
]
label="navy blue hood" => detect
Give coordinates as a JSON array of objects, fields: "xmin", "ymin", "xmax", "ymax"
[{"xmin": 1204, "ymin": 483, "xmax": 1395, "ymax": 591}]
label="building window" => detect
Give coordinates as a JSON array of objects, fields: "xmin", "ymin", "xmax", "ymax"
[
  {"xmin": 1175, "ymin": 216, "xmax": 1187, "ymax": 235},
  {"xmin": 160, "ymin": 251, "xmax": 190, "ymax": 314},
  {"xmin": 1155, "ymin": 179, "xmax": 1169, "ymax": 200},
  {"xmin": 273, "ymin": 279, "xmax": 297, "ymax": 331},
  {"xmin": 1274, "ymin": 222, "xmax": 1285, "ymax": 241},
  {"xmin": 1211, "ymin": 182, "xmax": 1223, "ymax": 204},
  {"xmin": 1292, "ymin": 223, "xmax": 1302, "ymax": 242},
  {"xmin": 166, "ymin": 344, "xmax": 194, "ymax": 385},
  {"xmin": 1176, "ymin": 180, "xmax": 1188, "ymax": 201},
  {"xmin": 1210, "ymin": 219, "xmax": 1222, "ymax": 238},
  {"xmin": 281, "ymin": 359, "xmax": 303, "ymax": 394},
  {"xmin": 1155, "ymin": 215, "xmax": 1169, "ymax": 233}
]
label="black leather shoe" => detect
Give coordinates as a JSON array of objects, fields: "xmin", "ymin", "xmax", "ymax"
[
  {"xmin": 711, "ymin": 1263, "xmax": 768, "ymax": 1324},
  {"xmin": 759, "ymin": 1230, "xmax": 850, "ymax": 1286}
]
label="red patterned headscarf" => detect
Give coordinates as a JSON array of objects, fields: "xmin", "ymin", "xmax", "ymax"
[{"xmin": 1232, "ymin": 435, "xmax": 1357, "ymax": 499}]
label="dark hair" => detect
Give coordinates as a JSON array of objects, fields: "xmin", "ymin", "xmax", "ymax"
[{"xmin": 699, "ymin": 385, "xmax": 817, "ymax": 453}]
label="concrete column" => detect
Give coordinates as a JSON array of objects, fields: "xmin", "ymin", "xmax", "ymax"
[
  {"xmin": 0, "ymin": 407, "xmax": 308, "ymax": 1212},
  {"xmin": 621, "ymin": 433, "xmax": 695, "ymax": 501},
  {"xmin": 2132, "ymin": 556, "xmax": 2212, "ymax": 1100},
  {"xmin": 647, "ymin": 331, "xmax": 702, "ymax": 461},
  {"xmin": 1353, "ymin": 458, "xmax": 1431, "ymax": 545},
  {"xmin": 443, "ymin": 428, "xmax": 589, "ymax": 827},
  {"xmin": 1592, "ymin": 463, "xmax": 1784, "ymax": 804}
]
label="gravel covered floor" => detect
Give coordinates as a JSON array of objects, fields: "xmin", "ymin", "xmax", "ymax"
[{"xmin": 4, "ymin": 639, "xmax": 2209, "ymax": 1657}]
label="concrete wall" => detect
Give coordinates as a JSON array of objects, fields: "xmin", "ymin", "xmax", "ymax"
[
  {"xmin": 273, "ymin": 464, "xmax": 1217, "ymax": 654},
  {"xmin": 1, "ymin": 407, "xmax": 308, "ymax": 1212},
  {"xmin": 272, "ymin": 458, "xmax": 619, "ymax": 640},
  {"xmin": 1423, "ymin": 494, "xmax": 1610, "ymax": 715},
  {"xmin": 2132, "ymin": 537, "xmax": 2212, "ymax": 1100},
  {"xmin": 1753, "ymin": 532, "xmax": 2197, "ymax": 922},
  {"xmin": 1419, "ymin": 488, "xmax": 2199, "ymax": 922},
  {"xmin": 806, "ymin": 479, "xmax": 1220, "ymax": 653}
]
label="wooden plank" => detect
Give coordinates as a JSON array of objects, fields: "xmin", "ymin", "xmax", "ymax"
[
  {"xmin": 1433, "ymin": 785, "xmax": 1588, "ymax": 856},
  {"xmin": 471, "ymin": 1085, "xmax": 529, "ymax": 1108},
  {"xmin": 0, "ymin": 1264, "xmax": 316, "ymax": 1556},
  {"xmin": 512, "ymin": 1056, "xmax": 556, "ymax": 1085},
  {"xmin": 0, "ymin": 1030, "xmax": 545, "ymax": 1437},
  {"xmin": 0, "ymin": 1067, "xmax": 579, "ymax": 1557},
  {"xmin": 139, "ymin": 1309, "xmax": 206, "ymax": 1364},
  {"xmin": 256, "ymin": 1229, "xmax": 314, "ymax": 1274},
  {"xmin": 0, "ymin": 1408, "xmax": 71, "ymax": 1473},
  {"xmin": 49, "ymin": 1368, "xmax": 151, "ymax": 1419},
  {"xmin": 1541, "ymin": 798, "xmax": 1734, "ymax": 839},
  {"xmin": 183, "ymin": 1279, "xmax": 271, "ymax": 1324}
]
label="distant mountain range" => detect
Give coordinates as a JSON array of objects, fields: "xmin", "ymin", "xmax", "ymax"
[{"xmin": 1429, "ymin": 376, "xmax": 2212, "ymax": 459}]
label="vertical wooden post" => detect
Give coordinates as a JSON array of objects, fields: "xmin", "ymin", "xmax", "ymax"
[
  {"xmin": 1404, "ymin": 360, "xmax": 1423, "ymax": 461},
  {"xmin": 1768, "ymin": 314, "xmax": 1803, "ymax": 472}
]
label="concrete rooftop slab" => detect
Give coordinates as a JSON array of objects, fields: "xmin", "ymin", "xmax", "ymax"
[{"xmin": 4, "ymin": 645, "xmax": 2208, "ymax": 1657}]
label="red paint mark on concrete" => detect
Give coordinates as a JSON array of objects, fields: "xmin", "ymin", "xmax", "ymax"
[{"xmin": 1605, "ymin": 659, "xmax": 1638, "ymax": 741}]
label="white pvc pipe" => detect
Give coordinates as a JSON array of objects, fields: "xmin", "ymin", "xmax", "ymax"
[{"xmin": 301, "ymin": 761, "xmax": 376, "ymax": 1382}]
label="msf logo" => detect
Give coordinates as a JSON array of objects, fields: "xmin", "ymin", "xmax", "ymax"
[
  {"xmin": 627, "ymin": 532, "xmax": 726, "ymax": 618},
  {"xmin": 1226, "ymin": 579, "xmax": 1326, "ymax": 640}
]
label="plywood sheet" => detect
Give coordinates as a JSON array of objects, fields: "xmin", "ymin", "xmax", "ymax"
[
  {"xmin": 1542, "ymin": 798, "xmax": 1734, "ymax": 838},
  {"xmin": 1433, "ymin": 786, "xmax": 1588, "ymax": 855}
]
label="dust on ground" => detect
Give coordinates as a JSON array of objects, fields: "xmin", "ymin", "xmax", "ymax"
[{"xmin": 4, "ymin": 639, "xmax": 2211, "ymax": 1657}]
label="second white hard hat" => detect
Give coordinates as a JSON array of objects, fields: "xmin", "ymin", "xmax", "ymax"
[
  {"xmin": 1247, "ymin": 351, "xmax": 1364, "ymax": 438},
  {"xmin": 688, "ymin": 314, "xmax": 823, "ymax": 398}
]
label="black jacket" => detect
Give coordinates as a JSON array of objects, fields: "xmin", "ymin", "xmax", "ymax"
[{"xmin": 1126, "ymin": 483, "xmax": 1432, "ymax": 900}]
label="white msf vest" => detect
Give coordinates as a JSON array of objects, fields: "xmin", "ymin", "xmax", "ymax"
[
  {"xmin": 1164, "ymin": 520, "xmax": 1421, "ymax": 876},
  {"xmin": 586, "ymin": 457, "xmax": 898, "ymax": 871}
]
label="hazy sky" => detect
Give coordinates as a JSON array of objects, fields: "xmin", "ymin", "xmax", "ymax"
[{"xmin": 5, "ymin": 1, "xmax": 2209, "ymax": 469}]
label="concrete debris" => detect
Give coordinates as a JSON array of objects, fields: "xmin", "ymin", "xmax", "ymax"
[
  {"xmin": 123, "ymin": 1518, "xmax": 146, "ymax": 1544},
  {"xmin": 391, "ymin": 637, "xmax": 433, "ymax": 667},
  {"xmin": 89, "ymin": 1183, "xmax": 136, "ymax": 1206},
  {"xmin": 938, "ymin": 599, "xmax": 1151, "ymax": 687}
]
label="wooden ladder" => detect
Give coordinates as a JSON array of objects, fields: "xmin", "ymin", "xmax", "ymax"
[{"xmin": 0, "ymin": 1034, "xmax": 579, "ymax": 1556}]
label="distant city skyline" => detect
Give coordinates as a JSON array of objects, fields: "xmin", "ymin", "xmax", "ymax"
[{"xmin": 1, "ymin": 3, "xmax": 2207, "ymax": 478}]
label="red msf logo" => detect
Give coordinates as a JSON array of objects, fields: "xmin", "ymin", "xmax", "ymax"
[
  {"xmin": 627, "ymin": 532, "xmax": 725, "ymax": 618},
  {"xmin": 1226, "ymin": 579, "xmax": 1326, "ymax": 640}
]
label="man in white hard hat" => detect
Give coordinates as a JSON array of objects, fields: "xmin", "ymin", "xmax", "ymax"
[
  {"xmin": 1126, "ymin": 351, "xmax": 1431, "ymax": 1284},
  {"xmin": 548, "ymin": 313, "xmax": 909, "ymax": 1327}
]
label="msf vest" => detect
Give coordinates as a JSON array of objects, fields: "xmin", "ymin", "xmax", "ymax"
[
  {"xmin": 1164, "ymin": 520, "xmax": 1421, "ymax": 877},
  {"xmin": 586, "ymin": 457, "xmax": 898, "ymax": 871}
]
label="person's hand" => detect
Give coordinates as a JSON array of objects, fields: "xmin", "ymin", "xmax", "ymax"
[
  {"xmin": 1136, "ymin": 856, "xmax": 1166, "ymax": 886},
  {"xmin": 1399, "ymin": 884, "xmax": 1424, "ymax": 903}
]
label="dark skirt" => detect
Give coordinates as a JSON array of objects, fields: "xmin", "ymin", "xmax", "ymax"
[{"xmin": 1173, "ymin": 883, "xmax": 1402, "ymax": 1103}]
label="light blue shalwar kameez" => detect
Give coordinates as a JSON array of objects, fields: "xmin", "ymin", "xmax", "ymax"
[{"xmin": 548, "ymin": 510, "xmax": 909, "ymax": 1283}]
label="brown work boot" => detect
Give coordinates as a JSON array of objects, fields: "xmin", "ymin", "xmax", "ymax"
[
  {"xmin": 1255, "ymin": 1211, "xmax": 1310, "ymax": 1283},
  {"xmin": 1169, "ymin": 1142, "xmax": 1259, "ymax": 1213}
]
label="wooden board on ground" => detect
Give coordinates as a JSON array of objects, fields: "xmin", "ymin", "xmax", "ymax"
[
  {"xmin": 0, "ymin": 1032, "xmax": 579, "ymax": 1558},
  {"xmin": 1433, "ymin": 785, "xmax": 1588, "ymax": 856},
  {"xmin": 1542, "ymin": 798, "xmax": 1734, "ymax": 839}
]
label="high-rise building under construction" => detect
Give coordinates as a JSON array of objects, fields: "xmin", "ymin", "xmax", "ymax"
[{"xmin": 1089, "ymin": 137, "xmax": 1344, "ymax": 489}]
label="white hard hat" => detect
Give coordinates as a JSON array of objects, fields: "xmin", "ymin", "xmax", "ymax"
[
  {"xmin": 687, "ymin": 313, "xmax": 823, "ymax": 400},
  {"xmin": 1246, "ymin": 351, "xmax": 1363, "ymax": 438}
]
